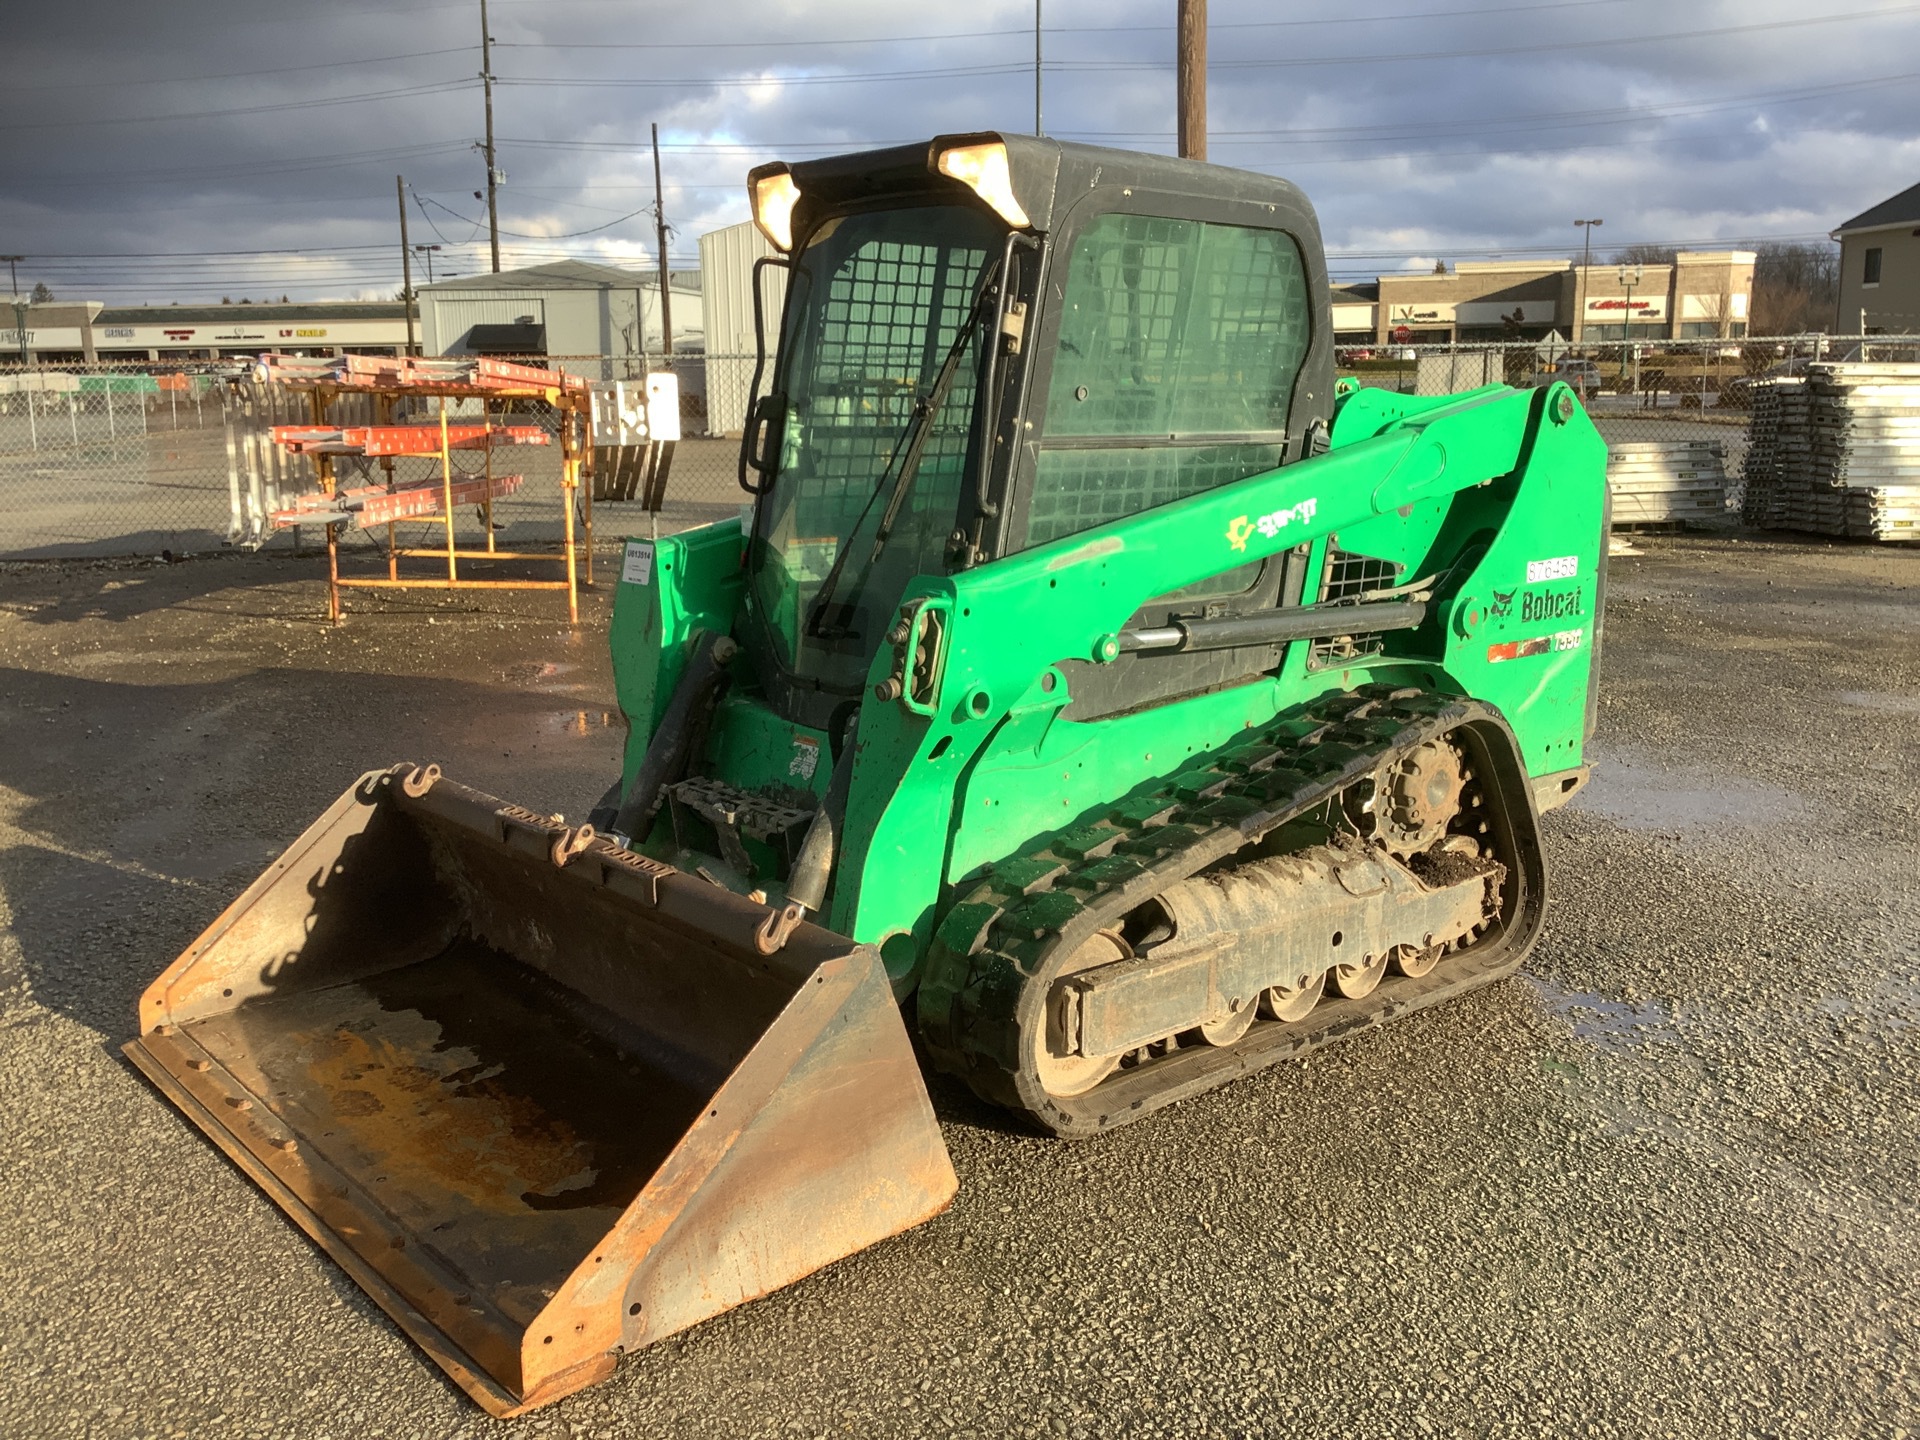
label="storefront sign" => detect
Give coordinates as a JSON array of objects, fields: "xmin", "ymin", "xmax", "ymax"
[
  {"xmin": 1389, "ymin": 303, "xmax": 1456, "ymax": 326},
  {"xmin": 1583, "ymin": 296, "xmax": 1668, "ymax": 320}
]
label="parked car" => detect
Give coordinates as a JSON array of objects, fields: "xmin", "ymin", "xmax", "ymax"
[
  {"xmin": 1530, "ymin": 357, "xmax": 1602, "ymax": 395},
  {"xmin": 1720, "ymin": 360, "xmax": 1801, "ymax": 409}
]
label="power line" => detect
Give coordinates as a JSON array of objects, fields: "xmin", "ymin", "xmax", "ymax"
[
  {"xmin": 412, "ymin": 191, "xmax": 656, "ymax": 240},
  {"xmin": 0, "ymin": 79, "xmax": 478, "ymax": 133},
  {"xmin": 6, "ymin": 46, "xmax": 480, "ymax": 93},
  {"xmin": 1057, "ymin": 3, "xmax": 1920, "ymax": 72},
  {"xmin": 8, "ymin": 142, "xmax": 475, "ymax": 191},
  {"xmin": 499, "ymin": 0, "xmax": 1680, "ymax": 49},
  {"xmin": 1061, "ymin": 69, "xmax": 1920, "ymax": 146},
  {"xmin": 498, "ymin": 63, "xmax": 1031, "ymax": 90}
]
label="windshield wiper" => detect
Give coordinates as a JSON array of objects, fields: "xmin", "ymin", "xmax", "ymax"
[{"xmin": 805, "ymin": 262, "xmax": 1002, "ymax": 641}]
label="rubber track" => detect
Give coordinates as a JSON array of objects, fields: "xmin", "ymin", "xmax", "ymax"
[{"xmin": 917, "ymin": 682, "xmax": 1547, "ymax": 1137}]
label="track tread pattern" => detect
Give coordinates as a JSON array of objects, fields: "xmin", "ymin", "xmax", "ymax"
[{"xmin": 917, "ymin": 683, "xmax": 1540, "ymax": 1136}]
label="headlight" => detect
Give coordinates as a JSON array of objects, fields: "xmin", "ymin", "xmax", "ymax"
[
  {"xmin": 749, "ymin": 167, "xmax": 801, "ymax": 251},
  {"xmin": 935, "ymin": 142, "xmax": 1031, "ymax": 229}
]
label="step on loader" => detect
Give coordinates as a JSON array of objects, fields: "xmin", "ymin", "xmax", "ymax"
[{"xmin": 128, "ymin": 134, "xmax": 1607, "ymax": 1413}]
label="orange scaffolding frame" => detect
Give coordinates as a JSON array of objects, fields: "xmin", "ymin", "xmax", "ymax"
[{"xmin": 260, "ymin": 354, "xmax": 596, "ymax": 624}]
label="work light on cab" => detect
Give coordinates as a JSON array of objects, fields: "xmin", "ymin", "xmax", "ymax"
[
  {"xmin": 749, "ymin": 166, "xmax": 801, "ymax": 251},
  {"xmin": 934, "ymin": 140, "xmax": 1031, "ymax": 228}
]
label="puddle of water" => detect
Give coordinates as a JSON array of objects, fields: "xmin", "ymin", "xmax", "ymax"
[
  {"xmin": 1571, "ymin": 748, "xmax": 1805, "ymax": 831},
  {"xmin": 1820, "ymin": 971, "xmax": 1920, "ymax": 1034},
  {"xmin": 543, "ymin": 709, "xmax": 618, "ymax": 736},
  {"xmin": 1835, "ymin": 690, "xmax": 1920, "ymax": 717},
  {"xmin": 1528, "ymin": 976, "xmax": 1678, "ymax": 1055}
]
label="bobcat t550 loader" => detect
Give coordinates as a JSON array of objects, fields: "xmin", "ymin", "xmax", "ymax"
[{"xmin": 126, "ymin": 134, "xmax": 1606, "ymax": 1414}]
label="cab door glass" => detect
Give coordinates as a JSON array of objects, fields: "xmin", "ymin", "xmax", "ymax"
[{"xmin": 1028, "ymin": 213, "xmax": 1313, "ymax": 562}]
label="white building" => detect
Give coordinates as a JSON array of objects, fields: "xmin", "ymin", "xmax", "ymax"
[
  {"xmin": 417, "ymin": 261, "xmax": 702, "ymax": 367},
  {"xmin": 698, "ymin": 221, "xmax": 788, "ymax": 435}
]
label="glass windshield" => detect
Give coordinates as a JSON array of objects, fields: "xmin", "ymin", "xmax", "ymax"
[{"xmin": 747, "ymin": 204, "xmax": 1003, "ymax": 692}]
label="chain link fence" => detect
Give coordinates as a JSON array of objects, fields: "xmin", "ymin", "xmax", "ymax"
[{"xmin": 2, "ymin": 336, "xmax": 1913, "ymax": 560}]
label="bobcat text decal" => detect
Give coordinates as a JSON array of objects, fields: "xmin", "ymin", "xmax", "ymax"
[{"xmin": 1226, "ymin": 497, "xmax": 1319, "ymax": 552}]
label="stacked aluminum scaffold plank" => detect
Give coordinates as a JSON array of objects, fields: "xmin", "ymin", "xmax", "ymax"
[
  {"xmin": 1605, "ymin": 440, "xmax": 1731, "ymax": 526},
  {"xmin": 1741, "ymin": 364, "xmax": 1920, "ymax": 542}
]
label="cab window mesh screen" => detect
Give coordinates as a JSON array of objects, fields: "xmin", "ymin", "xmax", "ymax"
[
  {"xmin": 1027, "ymin": 215, "xmax": 1311, "ymax": 549},
  {"xmin": 1029, "ymin": 443, "xmax": 1284, "ymax": 544},
  {"xmin": 793, "ymin": 232, "xmax": 987, "ymax": 541},
  {"xmin": 749, "ymin": 204, "xmax": 1002, "ymax": 686}
]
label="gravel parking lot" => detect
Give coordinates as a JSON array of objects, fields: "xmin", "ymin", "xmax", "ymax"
[{"xmin": 1, "ymin": 533, "xmax": 1915, "ymax": 1439}]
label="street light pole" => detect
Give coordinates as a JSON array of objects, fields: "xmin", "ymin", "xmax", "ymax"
[
  {"xmin": 1619, "ymin": 263, "xmax": 1643, "ymax": 395},
  {"xmin": 413, "ymin": 244, "xmax": 442, "ymax": 286},
  {"xmin": 396, "ymin": 179, "xmax": 417, "ymax": 355},
  {"xmin": 1574, "ymin": 219, "xmax": 1601, "ymax": 342},
  {"xmin": 2, "ymin": 256, "xmax": 24, "ymax": 363}
]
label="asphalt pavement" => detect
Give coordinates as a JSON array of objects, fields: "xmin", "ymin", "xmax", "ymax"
[{"xmin": 0, "ymin": 533, "xmax": 1914, "ymax": 1439}]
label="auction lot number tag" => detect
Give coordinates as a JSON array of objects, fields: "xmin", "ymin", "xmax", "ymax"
[{"xmin": 622, "ymin": 540, "xmax": 655, "ymax": 586}]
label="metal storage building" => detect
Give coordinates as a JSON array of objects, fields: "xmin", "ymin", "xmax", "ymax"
[
  {"xmin": 418, "ymin": 261, "xmax": 703, "ymax": 372},
  {"xmin": 698, "ymin": 221, "xmax": 788, "ymax": 436}
]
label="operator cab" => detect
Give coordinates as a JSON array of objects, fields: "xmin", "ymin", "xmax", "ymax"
[{"xmin": 736, "ymin": 133, "xmax": 1338, "ymax": 730}]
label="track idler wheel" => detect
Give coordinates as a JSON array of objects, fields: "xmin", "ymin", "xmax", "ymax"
[
  {"xmin": 1331, "ymin": 948, "xmax": 1388, "ymax": 1000},
  {"xmin": 1391, "ymin": 941, "xmax": 1445, "ymax": 978},
  {"xmin": 1196, "ymin": 995, "xmax": 1258, "ymax": 1047},
  {"xmin": 1032, "ymin": 931, "xmax": 1127, "ymax": 1098},
  {"xmin": 1262, "ymin": 969, "xmax": 1327, "ymax": 1022}
]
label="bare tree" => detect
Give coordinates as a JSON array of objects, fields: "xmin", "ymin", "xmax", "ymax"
[
  {"xmin": 1609, "ymin": 244, "xmax": 1678, "ymax": 268},
  {"xmin": 1750, "ymin": 241, "xmax": 1839, "ymax": 335},
  {"xmin": 29, "ymin": 282, "xmax": 54, "ymax": 304}
]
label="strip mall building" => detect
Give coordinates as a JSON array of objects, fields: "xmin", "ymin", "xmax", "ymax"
[
  {"xmin": 1332, "ymin": 251, "xmax": 1757, "ymax": 347},
  {"xmin": 4, "ymin": 301, "xmax": 414, "ymax": 364}
]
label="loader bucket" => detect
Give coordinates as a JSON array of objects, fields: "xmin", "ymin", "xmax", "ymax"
[{"xmin": 124, "ymin": 765, "xmax": 956, "ymax": 1416}]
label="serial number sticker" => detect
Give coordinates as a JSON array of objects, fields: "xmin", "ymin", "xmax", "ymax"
[
  {"xmin": 789, "ymin": 735, "xmax": 820, "ymax": 781},
  {"xmin": 621, "ymin": 540, "xmax": 655, "ymax": 586},
  {"xmin": 1526, "ymin": 555, "xmax": 1579, "ymax": 584}
]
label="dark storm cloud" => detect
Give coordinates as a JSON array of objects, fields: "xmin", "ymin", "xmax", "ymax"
[{"xmin": 2, "ymin": 0, "xmax": 1916, "ymax": 302}]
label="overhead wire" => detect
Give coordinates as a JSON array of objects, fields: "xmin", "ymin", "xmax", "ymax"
[
  {"xmin": 0, "ymin": 79, "xmax": 479, "ymax": 133},
  {"xmin": 500, "ymin": 0, "xmax": 1699, "ymax": 49},
  {"xmin": 6, "ymin": 45, "xmax": 480, "ymax": 92}
]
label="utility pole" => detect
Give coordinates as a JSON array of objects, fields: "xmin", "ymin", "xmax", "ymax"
[
  {"xmin": 652, "ymin": 122, "xmax": 673, "ymax": 357},
  {"xmin": 1177, "ymin": 0, "xmax": 1206, "ymax": 161},
  {"xmin": 397, "ymin": 178, "xmax": 417, "ymax": 355},
  {"xmin": 2, "ymin": 255, "xmax": 24, "ymax": 362},
  {"xmin": 1035, "ymin": 0, "xmax": 1043, "ymax": 136},
  {"xmin": 480, "ymin": 0, "xmax": 501, "ymax": 272}
]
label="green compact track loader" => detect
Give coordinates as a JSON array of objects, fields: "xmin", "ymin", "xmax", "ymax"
[{"xmin": 128, "ymin": 135, "xmax": 1607, "ymax": 1414}]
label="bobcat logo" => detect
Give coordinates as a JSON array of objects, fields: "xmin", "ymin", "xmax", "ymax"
[
  {"xmin": 1489, "ymin": 588, "xmax": 1516, "ymax": 619},
  {"xmin": 1226, "ymin": 498, "xmax": 1318, "ymax": 552}
]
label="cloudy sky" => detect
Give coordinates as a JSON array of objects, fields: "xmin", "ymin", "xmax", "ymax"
[{"xmin": 4, "ymin": 0, "xmax": 1917, "ymax": 305}]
